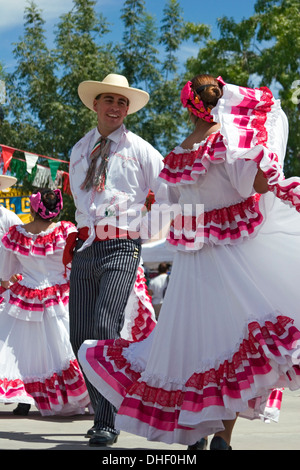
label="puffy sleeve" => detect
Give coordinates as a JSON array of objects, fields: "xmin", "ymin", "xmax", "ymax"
[
  {"xmin": 225, "ymin": 159, "xmax": 258, "ymax": 199},
  {"xmin": 212, "ymin": 83, "xmax": 300, "ymax": 212}
]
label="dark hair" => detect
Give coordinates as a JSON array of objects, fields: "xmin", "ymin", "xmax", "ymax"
[
  {"xmin": 95, "ymin": 93, "xmax": 130, "ymax": 106},
  {"xmin": 158, "ymin": 262, "xmax": 170, "ymax": 274},
  {"xmin": 191, "ymin": 74, "xmax": 223, "ymax": 110},
  {"xmin": 32, "ymin": 188, "xmax": 59, "ymax": 220}
]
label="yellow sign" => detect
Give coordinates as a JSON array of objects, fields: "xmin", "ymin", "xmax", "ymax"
[{"xmin": 0, "ymin": 189, "xmax": 31, "ymax": 223}]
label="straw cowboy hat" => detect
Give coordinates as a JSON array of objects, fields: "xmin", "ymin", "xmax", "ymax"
[
  {"xmin": 78, "ymin": 73, "xmax": 149, "ymax": 115},
  {"xmin": 0, "ymin": 175, "xmax": 17, "ymax": 191}
]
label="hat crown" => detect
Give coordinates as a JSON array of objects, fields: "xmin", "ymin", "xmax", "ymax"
[{"xmin": 102, "ymin": 74, "xmax": 129, "ymax": 89}]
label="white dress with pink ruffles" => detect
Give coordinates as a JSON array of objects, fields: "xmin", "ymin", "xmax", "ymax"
[
  {"xmin": 0, "ymin": 221, "xmax": 91, "ymax": 416},
  {"xmin": 78, "ymin": 83, "xmax": 300, "ymax": 444}
]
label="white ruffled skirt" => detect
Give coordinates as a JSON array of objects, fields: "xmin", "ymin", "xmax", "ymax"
[
  {"xmin": 79, "ymin": 194, "xmax": 300, "ymax": 445},
  {"xmin": 0, "ymin": 304, "xmax": 90, "ymax": 416}
]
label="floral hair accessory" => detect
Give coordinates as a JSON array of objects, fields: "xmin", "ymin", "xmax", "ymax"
[
  {"xmin": 180, "ymin": 76, "xmax": 225, "ymax": 122},
  {"xmin": 216, "ymin": 76, "xmax": 226, "ymax": 86},
  {"xmin": 30, "ymin": 189, "xmax": 63, "ymax": 219}
]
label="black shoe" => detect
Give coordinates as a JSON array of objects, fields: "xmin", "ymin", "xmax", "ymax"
[
  {"xmin": 89, "ymin": 430, "xmax": 118, "ymax": 447},
  {"xmin": 85, "ymin": 426, "xmax": 97, "ymax": 438},
  {"xmin": 210, "ymin": 436, "xmax": 232, "ymax": 450},
  {"xmin": 187, "ymin": 438, "xmax": 208, "ymax": 450},
  {"xmin": 13, "ymin": 403, "xmax": 31, "ymax": 416}
]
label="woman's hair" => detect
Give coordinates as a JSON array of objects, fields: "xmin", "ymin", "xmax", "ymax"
[
  {"xmin": 30, "ymin": 188, "xmax": 62, "ymax": 220},
  {"xmin": 191, "ymin": 74, "xmax": 223, "ymax": 110}
]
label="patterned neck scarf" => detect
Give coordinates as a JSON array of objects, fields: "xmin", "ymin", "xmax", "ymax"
[{"xmin": 81, "ymin": 137, "xmax": 111, "ymax": 192}]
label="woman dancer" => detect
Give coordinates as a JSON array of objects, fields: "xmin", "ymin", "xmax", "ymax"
[
  {"xmin": 0, "ymin": 188, "xmax": 90, "ymax": 416},
  {"xmin": 79, "ymin": 74, "xmax": 300, "ymax": 449}
]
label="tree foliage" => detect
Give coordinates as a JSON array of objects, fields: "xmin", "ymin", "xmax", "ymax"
[
  {"xmin": 185, "ymin": 0, "xmax": 300, "ymax": 175},
  {"xmin": 0, "ymin": 0, "xmax": 299, "ymax": 221}
]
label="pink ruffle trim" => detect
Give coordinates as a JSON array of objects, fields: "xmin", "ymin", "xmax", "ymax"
[
  {"xmin": 82, "ymin": 315, "xmax": 300, "ymax": 435},
  {"xmin": 130, "ymin": 266, "xmax": 156, "ymax": 342},
  {"xmin": 218, "ymin": 84, "xmax": 300, "ymax": 213},
  {"xmin": 0, "ymin": 286, "xmax": 7, "ymax": 305},
  {"xmin": 2, "ymin": 221, "xmax": 76, "ymax": 257},
  {"xmin": 0, "ymin": 359, "xmax": 90, "ymax": 415},
  {"xmin": 8, "ymin": 281, "xmax": 69, "ymax": 312},
  {"xmin": 160, "ymin": 131, "xmax": 225, "ymax": 185},
  {"xmin": 168, "ymin": 194, "xmax": 262, "ymax": 249}
]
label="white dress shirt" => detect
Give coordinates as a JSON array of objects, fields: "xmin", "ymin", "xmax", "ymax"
[
  {"xmin": 69, "ymin": 124, "xmax": 169, "ymax": 249},
  {"xmin": 149, "ymin": 273, "xmax": 169, "ymax": 305}
]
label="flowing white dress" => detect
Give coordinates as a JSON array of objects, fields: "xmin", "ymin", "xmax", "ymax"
[
  {"xmin": 78, "ymin": 83, "xmax": 300, "ymax": 444},
  {"xmin": 0, "ymin": 221, "xmax": 155, "ymax": 416}
]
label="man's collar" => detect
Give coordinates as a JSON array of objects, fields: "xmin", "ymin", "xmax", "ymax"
[{"xmin": 95, "ymin": 124, "xmax": 125, "ymax": 145}]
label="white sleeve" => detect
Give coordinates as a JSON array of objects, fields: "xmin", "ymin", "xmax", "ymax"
[{"xmin": 0, "ymin": 246, "xmax": 22, "ymax": 281}]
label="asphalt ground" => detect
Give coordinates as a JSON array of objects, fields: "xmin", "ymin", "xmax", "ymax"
[{"xmin": 1, "ymin": 389, "xmax": 299, "ymax": 453}]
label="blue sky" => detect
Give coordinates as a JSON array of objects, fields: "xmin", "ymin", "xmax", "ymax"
[{"xmin": 0, "ymin": 0, "xmax": 257, "ymax": 74}]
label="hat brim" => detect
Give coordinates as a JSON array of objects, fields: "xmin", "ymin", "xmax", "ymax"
[
  {"xmin": 0, "ymin": 175, "xmax": 17, "ymax": 191},
  {"xmin": 78, "ymin": 81, "xmax": 149, "ymax": 115}
]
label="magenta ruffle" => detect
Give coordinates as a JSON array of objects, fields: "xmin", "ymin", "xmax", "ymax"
[
  {"xmin": 129, "ymin": 266, "xmax": 156, "ymax": 342},
  {"xmin": 160, "ymin": 131, "xmax": 225, "ymax": 185},
  {"xmin": 168, "ymin": 194, "xmax": 262, "ymax": 250},
  {"xmin": 8, "ymin": 281, "xmax": 69, "ymax": 313},
  {"xmin": 0, "ymin": 358, "xmax": 89, "ymax": 416},
  {"xmin": 2, "ymin": 221, "xmax": 76, "ymax": 257},
  {"xmin": 80, "ymin": 315, "xmax": 300, "ymax": 439}
]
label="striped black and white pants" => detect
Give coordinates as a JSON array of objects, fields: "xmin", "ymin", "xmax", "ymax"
[{"xmin": 69, "ymin": 237, "xmax": 141, "ymax": 433}]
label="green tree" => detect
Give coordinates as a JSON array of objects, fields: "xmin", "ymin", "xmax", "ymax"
[
  {"xmin": 148, "ymin": 0, "xmax": 187, "ymax": 152},
  {"xmin": 0, "ymin": 1, "xmax": 56, "ymax": 155},
  {"xmin": 254, "ymin": 0, "xmax": 300, "ymax": 175},
  {"xmin": 119, "ymin": 0, "xmax": 150, "ymax": 86},
  {"xmin": 159, "ymin": 0, "xmax": 184, "ymax": 80},
  {"xmin": 54, "ymin": 0, "xmax": 118, "ymax": 154},
  {"xmin": 185, "ymin": 15, "xmax": 258, "ymax": 87},
  {"xmin": 185, "ymin": 0, "xmax": 300, "ymax": 175},
  {"xmin": 119, "ymin": 0, "xmax": 187, "ymax": 153},
  {"xmin": 1, "ymin": 0, "xmax": 119, "ymax": 221}
]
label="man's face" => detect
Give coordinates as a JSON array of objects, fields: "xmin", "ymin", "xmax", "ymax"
[{"xmin": 93, "ymin": 93, "xmax": 129, "ymax": 136}]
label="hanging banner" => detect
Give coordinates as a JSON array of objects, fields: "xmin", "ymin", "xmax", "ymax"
[
  {"xmin": 0, "ymin": 143, "xmax": 71, "ymax": 194},
  {"xmin": 25, "ymin": 152, "xmax": 39, "ymax": 174},
  {"xmin": 49, "ymin": 159, "xmax": 61, "ymax": 181},
  {"xmin": 1, "ymin": 146, "xmax": 15, "ymax": 173}
]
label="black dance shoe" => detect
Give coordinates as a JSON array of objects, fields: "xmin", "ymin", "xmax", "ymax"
[
  {"xmin": 187, "ymin": 438, "xmax": 208, "ymax": 450},
  {"xmin": 13, "ymin": 403, "xmax": 31, "ymax": 416},
  {"xmin": 210, "ymin": 436, "xmax": 232, "ymax": 450},
  {"xmin": 89, "ymin": 430, "xmax": 118, "ymax": 447}
]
